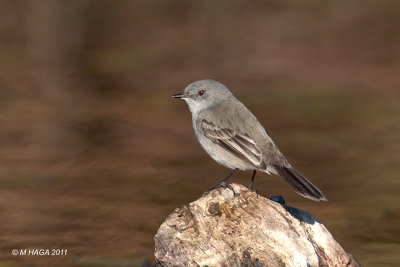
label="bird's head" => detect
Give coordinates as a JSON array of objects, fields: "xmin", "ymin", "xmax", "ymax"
[{"xmin": 172, "ymin": 79, "xmax": 232, "ymax": 114}]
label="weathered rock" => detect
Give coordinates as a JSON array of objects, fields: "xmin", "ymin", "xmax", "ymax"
[{"xmin": 154, "ymin": 183, "xmax": 361, "ymax": 267}]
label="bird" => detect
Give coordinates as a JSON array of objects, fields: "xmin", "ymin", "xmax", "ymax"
[{"xmin": 172, "ymin": 79, "xmax": 327, "ymax": 201}]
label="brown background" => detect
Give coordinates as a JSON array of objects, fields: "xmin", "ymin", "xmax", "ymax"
[{"xmin": 0, "ymin": 1, "xmax": 399, "ymax": 266}]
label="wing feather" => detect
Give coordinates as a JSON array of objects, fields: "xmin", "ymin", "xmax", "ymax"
[{"xmin": 200, "ymin": 119, "xmax": 263, "ymax": 167}]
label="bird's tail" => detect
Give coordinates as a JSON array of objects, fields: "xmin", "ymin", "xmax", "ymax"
[{"xmin": 273, "ymin": 166, "xmax": 327, "ymax": 201}]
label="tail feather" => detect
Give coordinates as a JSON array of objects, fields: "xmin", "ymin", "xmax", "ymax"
[{"xmin": 273, "ymin": 166, "xmax": 327, "ymax": 201}]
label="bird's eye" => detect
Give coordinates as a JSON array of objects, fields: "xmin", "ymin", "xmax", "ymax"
[{"xmin": 198, "ymin": 90, "xmax": 205, "ymax": 96}]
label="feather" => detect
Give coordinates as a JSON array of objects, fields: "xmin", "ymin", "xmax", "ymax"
[
  {"xmin": 273, "ymin": 165, "xmax": 327, "ymax": 201},
  {"xmin": 200, "ymin": 119, "xmax": 263, "ymax": 168}
]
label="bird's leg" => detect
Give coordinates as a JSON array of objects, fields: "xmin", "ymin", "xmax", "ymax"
[
  {"xmin": 247, "ymin": 170, "xmax": 258, "ymax": 196},
  {"xmin": 209, "ymin": 168, "xmax": 238, "ymax": 197},
  {"xmin": 247, "ymin": 170, "xmax": 257, "ymax": 188}
]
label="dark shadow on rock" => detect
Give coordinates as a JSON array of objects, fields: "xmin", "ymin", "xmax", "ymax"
[{"xmin": 269, "ymin": 196, "xmax": 319, "ymax": 225}]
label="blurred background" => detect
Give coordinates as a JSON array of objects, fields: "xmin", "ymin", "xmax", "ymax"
[{"xmin": 0, "ymin": 0, "xmax": 399, "ymax": 266}]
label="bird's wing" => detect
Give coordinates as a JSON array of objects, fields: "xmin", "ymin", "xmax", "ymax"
[{"xmin": 200, "ymin": 119, "xmax": 264, "ymax": 168}]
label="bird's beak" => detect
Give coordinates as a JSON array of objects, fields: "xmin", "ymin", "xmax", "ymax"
[{"xmin": 172, "ymin": 92, "xmax": 187, "ymax": 99}]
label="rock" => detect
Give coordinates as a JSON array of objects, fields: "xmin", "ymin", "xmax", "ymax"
[{"xmin": 154, "ymin": 183, "xmax": 361, "ymax": 267}]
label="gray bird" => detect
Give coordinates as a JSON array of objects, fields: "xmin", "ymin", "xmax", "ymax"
[{"xmin": 173, "ymin": 79, "xmax": 327, "ymax": 201}]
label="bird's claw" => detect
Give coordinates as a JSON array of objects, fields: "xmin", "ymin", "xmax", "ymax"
[
  {"xmin": 209, "ymin": 181, "xmax": 237, "ymax": 197},
  {"xmin": 246, "ymin": 183, "xmax": 259, "ymax": 197}
]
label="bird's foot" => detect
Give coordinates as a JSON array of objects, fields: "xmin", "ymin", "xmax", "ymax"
[
  {"xmin": 246, "ymin": 183, "xmax": 259, "ymax": 197},
  {"xmin": 209, "ymin": 181, "xmax": 236, "ymax": 197}
]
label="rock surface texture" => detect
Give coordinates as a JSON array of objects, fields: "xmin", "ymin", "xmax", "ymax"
[{"xmin": 154, "ymin": 183, "xmax": 361, "ymax": 267}]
